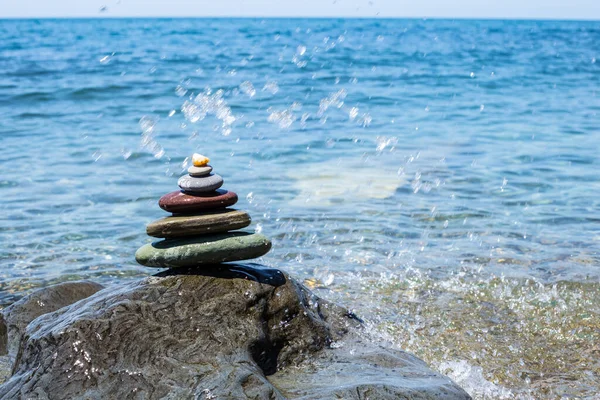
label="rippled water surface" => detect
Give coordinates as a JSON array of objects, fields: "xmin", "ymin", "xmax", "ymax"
[{"xmin": 1, "ymin": 18, "xmax": 599, "ymax": 398}]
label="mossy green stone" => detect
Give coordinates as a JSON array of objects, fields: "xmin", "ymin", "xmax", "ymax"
[{"xmin": 135, "ymin": 232, "xmax": 272, "ymax": 268}]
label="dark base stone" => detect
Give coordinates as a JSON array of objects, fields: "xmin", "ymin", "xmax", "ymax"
[{"xmin": 0, "ymin": 265, "xmax": 470, "ymax": 399}]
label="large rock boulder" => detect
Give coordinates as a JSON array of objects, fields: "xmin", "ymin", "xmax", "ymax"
[
  {"xmin": 0, "ymin": 264, "xmax": 470, "ymax": 399},
  {"xmin": 0, "ymin": 281, "xmax": 104, "ymax": 361}
]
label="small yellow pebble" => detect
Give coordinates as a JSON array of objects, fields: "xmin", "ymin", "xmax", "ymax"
[{"xmin": 192, "ymin": 153, "xmax": 210, "ymax": 167}]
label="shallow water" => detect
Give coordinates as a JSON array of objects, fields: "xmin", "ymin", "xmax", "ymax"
[{"xmin": 1, "ymin": 18, "xmax": 599, "ymax": 398}]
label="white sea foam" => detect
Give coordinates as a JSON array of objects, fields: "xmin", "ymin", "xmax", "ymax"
[{"xmin": 439, "ymin": 360, "xmax": 515, "ymax": 400}]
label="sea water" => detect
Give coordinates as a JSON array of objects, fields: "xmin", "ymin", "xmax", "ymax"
[{"xmin": 0, "ymin": 18, "xmax": 599, "ymax": 398}]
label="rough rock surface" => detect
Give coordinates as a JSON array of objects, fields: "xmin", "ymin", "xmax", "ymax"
[
  {"xmin": 0, "ymin": 281, "xmax": 104, "ymax": 360},
  {"xmin": 0, "ymin": 264, "xmax": 470, "ymax": 399}
]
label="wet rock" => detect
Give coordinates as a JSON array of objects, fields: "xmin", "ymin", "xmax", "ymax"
[
  {"xmin": 0, "ymin": 265, "xmax": 470, "ymax": 399},
  {"xmin": 0, "ymin": 358, "xmax": 9, "ymax": 389},
  {"xmin": 0, "ymin": 315, "xmax": 8, "ymax": 385},
  {"xmin": 1, "ymin": 281, "xmax": 104, "ymax": 361},
  {"xmin": 0, "ymin": 315, "xmax": 6, "ymax": 356}
]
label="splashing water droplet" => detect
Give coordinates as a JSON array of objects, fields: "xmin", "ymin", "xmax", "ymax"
[
  {"xmin": 318, "ymin": 89, "xmax": 347, "ymax": 117},
  {"xmin": 293, "ymin": 45, "xmax": 308, "ymax": 68},
  {"xmin": 120, "ymin": 148, "xmax": 132, "ymax": 160},
  {"xmin": 375, "ymin": 136, "xmax": 398, "ymax": 152},
  {"xmin": 268, "ymin": 102, "xmax": 302, "ymax": 129},
  {"xmin": 181, "ymin": 88, "xmax": 236, "ymax": 136},
  {"xmin": 239, "ymin": 81, "xmax": 256, "ymax": 97},
  {"xmin": 262, "ymin": 81, "xmax": 279, "ymax": 95},
  {"xmin": 324, "ymin": 274, "xmax": 335, "ymax": 286},
  {"xmin": 139, "ymin": 116, "xmax": 165, "ymax": 159},
  {"xmin": 175, "ymin": 85, "xmax": 188, "ymax": 97},
  {"xmin": 181, "ymin": 157, "xmax": 189, "ymax": 170}
]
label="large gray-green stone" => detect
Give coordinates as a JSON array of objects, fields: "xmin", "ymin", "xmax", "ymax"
[
  {"xmin": 135, "ymin": 232, "xmax": 272, "ymax": 267},
  {"xmin": 146, "ymin": 209, "xmax": 251, "ymax": 238}
]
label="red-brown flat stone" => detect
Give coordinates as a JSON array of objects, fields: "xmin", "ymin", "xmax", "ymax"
[{"xmin": 158, "ymin": 189, "xmax": 238, "ymax": 214}]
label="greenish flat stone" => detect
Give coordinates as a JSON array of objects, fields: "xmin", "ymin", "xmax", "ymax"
[{"xmin": 135, "ymin": 232, "xmax": 272, "ymax": 268}]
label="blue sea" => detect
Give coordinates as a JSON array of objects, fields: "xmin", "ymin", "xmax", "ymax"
[{"xmin": 1, "ymin": 18, "xmax": 599, "ymax": 398}]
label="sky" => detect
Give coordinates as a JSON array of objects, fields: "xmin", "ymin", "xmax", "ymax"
[{"xmin": 1, "ymin": 0, "xmax": 599, "ymax": 19}]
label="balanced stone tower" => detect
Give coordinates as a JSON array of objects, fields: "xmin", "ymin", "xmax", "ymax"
[{"xmin": 135, "ymin": 154, "xmax": 272, "ymax": 268}]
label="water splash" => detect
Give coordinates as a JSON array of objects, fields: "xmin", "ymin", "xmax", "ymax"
[
  {"xmin": 292, "ymin": 45, "xmax": 308, "ymax": 68},
  {"xmin": 139, "ymin": 116, "xmax": 165, "ymax": 159},
  {"xmin": 239, "ymin": 81, "xmax": 256, "ymax": 98},
  {"xmin": 375, "ymin": 136, "xmax": 398, "ymax": 152},
  {"xmin": 334, "ymin": 270, "xmax": 600, "ymax": 400},
  {"xmin": 181, "ymin": 89, "xmax": 236, "ymax": 136},
  {"xmin": 318, "ymin": 89, "xmax": 372, "ymax": 127},
  {"xmin": 262, "ymin": 81, "xmax": 279, "ymax": 95},
  {"xmin": 99, "ymin": 55, "xmax": 111, "ymax": 64},
  {"xmin": 439, "ymin": 360, "xmax": 514, "ymax": 399},
  {"xmin": 267, "ymin": 102, "xmax": 302, "ymax": 129},
  {"xmin": 318, "ymin": 89, "xmax": 347, "ymax": 117}
]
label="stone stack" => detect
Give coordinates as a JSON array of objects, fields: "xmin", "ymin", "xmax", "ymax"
[{"xmin": 135, "ymin": 154, "xmax": 272, "ymax": 269}]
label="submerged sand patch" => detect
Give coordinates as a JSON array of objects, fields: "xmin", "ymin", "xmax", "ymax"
[{"xmin": 288, "ymin": 158, "xmax": 406, "ymax": 206}]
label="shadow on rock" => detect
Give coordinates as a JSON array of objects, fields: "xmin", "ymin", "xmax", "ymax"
[{"xmin": 154, "ymin": 262, "xmax": 287, "ymax": 287}]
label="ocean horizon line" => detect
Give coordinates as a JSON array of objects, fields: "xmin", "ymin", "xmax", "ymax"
[{"xmin": 1, "ymin": 15, "xmax": 599, "ymax": 22}]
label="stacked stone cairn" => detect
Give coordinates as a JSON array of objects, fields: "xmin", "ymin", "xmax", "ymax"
[{"xmin": 135, "ymin": 154, "xmax": 272, "ymax": 269}]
